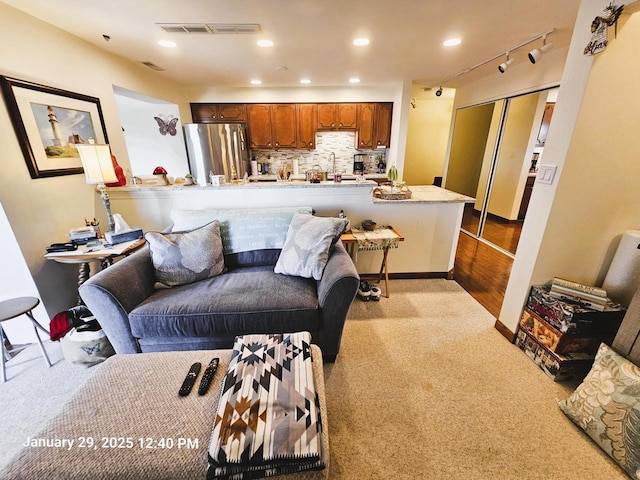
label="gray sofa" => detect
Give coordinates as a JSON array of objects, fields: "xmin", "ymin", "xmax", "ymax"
[{"xmin": 79, "ymin": 208, "xmax": 359, "ymax": 362}]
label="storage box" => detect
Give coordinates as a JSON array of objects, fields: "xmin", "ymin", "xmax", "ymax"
[
  {"xmin": 527, "ymin": 285, "xmax": 625, "ymax": 335},
  {"xmin": 519, "ymin": 307, "xmax": 612, "ymax": 356},
  {"xmin": 515, "ymin": 327, "xmax": 595, "ymax": 382}
]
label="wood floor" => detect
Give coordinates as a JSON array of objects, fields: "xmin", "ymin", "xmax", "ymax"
[{"xmin": 454, "ymin": 231, "xmax": 514, "ymax": 319}]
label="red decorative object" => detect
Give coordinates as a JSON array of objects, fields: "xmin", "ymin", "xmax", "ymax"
[
  {"xmin": 105, "ymin": 154, "xmax": 126, "ymax": 187},
  {"xmin": 153, "ymin": 166, "xmax": 167, "ymax": 175}
]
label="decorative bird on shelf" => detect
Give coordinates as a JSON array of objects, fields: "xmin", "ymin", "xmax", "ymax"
[{"xmin": 584, "ymin": 2, "xmax": 624, "ymax": 56}]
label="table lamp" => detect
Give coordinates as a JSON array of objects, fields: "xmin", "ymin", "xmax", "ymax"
[{"xmin": 76, "ymin": 144, "xmax": 118, "ymax": 233}]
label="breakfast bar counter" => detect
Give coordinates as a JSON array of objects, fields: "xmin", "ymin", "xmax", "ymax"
[{"xmin": 105, "ymin": 182, "xmax": 474, "ymax": 277}]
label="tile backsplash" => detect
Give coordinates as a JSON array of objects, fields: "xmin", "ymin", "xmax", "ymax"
[{"xmin": 251, "ymin": 131, "xmax": 387, "ymax": 174}]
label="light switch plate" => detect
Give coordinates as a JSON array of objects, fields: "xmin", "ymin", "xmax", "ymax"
[{"xmin": 537, "ymin": 164, "xmax": 557, "ymax": 185}]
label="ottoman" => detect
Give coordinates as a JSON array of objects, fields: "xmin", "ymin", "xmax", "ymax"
[{"xmin": 1, "ymin": 347, "xmax": 329, "ymax": 479}]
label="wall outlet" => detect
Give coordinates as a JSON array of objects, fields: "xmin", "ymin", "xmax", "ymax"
[{"xmin": 537, "ymin": 164, "xmax": 557, "ymax": 185}]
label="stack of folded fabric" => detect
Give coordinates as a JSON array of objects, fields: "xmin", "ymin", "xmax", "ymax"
[{"xmin": 207, "ymin": 331, "xmax": 325, "ymax": 479}]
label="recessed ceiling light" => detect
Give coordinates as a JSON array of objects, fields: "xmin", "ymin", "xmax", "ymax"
[
  {"xmin": 257, "ymin": 39, "xmax": 274, "ymax": 47},
  {"xmin": 250, "ymin": 79, "xmax": 262, "ymax": 85},
  {"xmin": 300, "ymin": 79, "xmax": 311, "ymax": 84},
  {"xmin": 349, "ymin": 77, "xmax": 361, "ymax": 84},
  {"xmin": 158, "ymin": 40, "xmax": 177, "ymax": 48},
  {"xmin": 353, "ymin": 38, "xmax": 370, "ymax": 46},
  {"xmin": 443, "ymin": 38, "xmax": 462, "ymax": 47}
]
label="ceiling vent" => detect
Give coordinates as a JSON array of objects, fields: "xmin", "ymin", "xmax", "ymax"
[
  {"xmin": 157, "ymin": 23, "xmax": 262, "ymax": 34},
  {"xmin": 140, "ymin": 61, "xmax": 165, "ymax": 71}
]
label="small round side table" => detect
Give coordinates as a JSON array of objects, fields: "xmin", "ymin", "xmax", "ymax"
[{"xmin": 0, "ymin": 297, "xmax": 52, "ymax": 382}]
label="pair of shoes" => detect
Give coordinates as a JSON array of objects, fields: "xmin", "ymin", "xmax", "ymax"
[
  {"xmin": 358, "ymin": 280, "xmax": 381, "ymax": 301},
  {"xmin": 358, "ymin": 280, "xmax": 372, "ymax": 301}
]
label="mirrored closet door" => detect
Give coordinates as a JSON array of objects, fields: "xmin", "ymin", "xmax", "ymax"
[{"xmin": 445, "ymin": 87, "xmax": 558, "ymax": 255}]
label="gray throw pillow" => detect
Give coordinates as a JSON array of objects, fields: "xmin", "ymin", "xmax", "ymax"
[
  {"xmin": 145, "ymin": 221, "xmax": 225, "ymax": 288},
  {"xmin": 274, "ymin": 213, "xmax": 348, "ymax": 280}
]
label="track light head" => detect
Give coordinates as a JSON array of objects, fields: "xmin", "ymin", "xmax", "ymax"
[
  {"xmin": 498, "ymin": 54, "xmax": 514, "ymax": 73},
  {"xmin": 528, "ymin": 41, "xmax": 553, "ymax": 64},
  {"xmin": 435, "ymin": 86, "xmax": 443, "ymax": 97}
]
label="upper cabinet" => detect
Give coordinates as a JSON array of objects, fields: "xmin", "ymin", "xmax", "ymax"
[
  {"xmin": 374, "ymin": 103, "xmax": 393, "ymax": 148},
  {"xmin": 270, "ymin": 104, "xmax": 297, "ymax": 149},
  {"xmin": 246, "ymin": 104, "xmax": 274, "ymax": 149},
  {"xmin": 317, "ymin": 104, "xmax": 357, "ymax": 130},
  {"xmin": 191, "ymin": 102, "xmax": 391, "ymax": 150},
  {"xmin": 297, "ymin": 104, "xmax": 317, "ymax": 149},
  {"xmin": 246, "ymin": 104, "xmax": 299, "ymax": 150},
  {"xmin": 355, "ymin": 102, "xmax": 393, "ymax": 149},
  {"xmin": 191, "ymin": 103, "xmax": 246, "ymax": 123},
  {"xmin": 356, "ymin": 103, "xmax": 376, "ymax": 149}
]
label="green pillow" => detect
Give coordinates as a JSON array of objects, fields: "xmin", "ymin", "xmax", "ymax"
[
  {"xmin": 145, "ymin": 221, "xmax": 225, "ymax": 288},
  {"xmin": 274, "ymin": 213, "xmax": 347, "ymax": 281},
  {"xmin": 559, "ymin": 343, "xmax": 640, "ymax": 478}
]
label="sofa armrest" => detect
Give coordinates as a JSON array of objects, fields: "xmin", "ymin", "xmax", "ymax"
[
  {"xmin": 79, "ymin": 246, "xmax": 156, "ymax": 354},
  {"xmin": 316, "ymin": 240, "xmax": 360, "ymax": 359}
]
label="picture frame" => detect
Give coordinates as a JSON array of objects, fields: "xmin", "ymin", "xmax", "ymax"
[{"xmin": 0, "ymin": 76, "xmax": 109, "ymax": 179}]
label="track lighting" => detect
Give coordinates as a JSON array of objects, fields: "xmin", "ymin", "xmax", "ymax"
[
  {"xmin": 528, "ymin": 37, "xmax": 553, "ymax": 64},
  {"xmin": 498, "ymin": 53, "xmax": 513, "ymax": 73},
  {"xmin": 427, "ymin": 28, "xmax": 554, "ymax": 92}
]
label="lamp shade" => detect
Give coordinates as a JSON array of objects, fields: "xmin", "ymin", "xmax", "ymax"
[{"xmin": 76, "ymin": 144, "xmax": 118, "ymax": 184}]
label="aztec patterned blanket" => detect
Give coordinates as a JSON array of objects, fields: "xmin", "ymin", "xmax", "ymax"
[{"xmin": 207, "ymin": 332, "xmax": 325, "ymax": 479}]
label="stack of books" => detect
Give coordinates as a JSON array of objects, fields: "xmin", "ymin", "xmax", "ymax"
[
  {"xmin": 69, "ymin": 226, "xmax": 98, "ymax": 244},
  {"xmin": 548, "ymin": 277, "xmax": 610, "ymax": 311}
]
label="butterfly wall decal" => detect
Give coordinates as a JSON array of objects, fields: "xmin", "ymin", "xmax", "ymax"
[
  {"xmin": 154, "ymin": 114, "xmax": 179, "ymax": 136},
  {"xmin": 81, "ymin": 343, "xmax": 102, "ymax": 355}
]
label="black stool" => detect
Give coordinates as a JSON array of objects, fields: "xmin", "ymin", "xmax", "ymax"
[{"xmin": 0, "ymin": 297, "xmax": 52, "ymax": 382}]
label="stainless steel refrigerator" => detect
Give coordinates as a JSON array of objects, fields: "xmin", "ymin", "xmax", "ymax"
[{"xmin": 183, "ymin": 123, "xmax": 250, "ymax": 185}]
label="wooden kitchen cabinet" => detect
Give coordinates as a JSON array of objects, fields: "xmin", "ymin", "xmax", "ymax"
[
  {"xmin": 270, "ymin": 104, "xmax": 297, "ymax": 149},
  {"xmin": 247, "ymin": 104, "xmax": 298, "ymax": 150},
  {"xmin": 355, "ymin": 103, "xmax": 376, "ymax": 149},
  {"xmin": 297, "ymin": 104, "xmax": 317, "ymax": 149},
  {"xmin": 190, "ymin": 103, "xmax": 246, "ymax": 123},
  {"xmin": 317, "ymin": 103, "xmax": 357, "ymax": 130},
  {"xmin": 246, "ymin": 104, "xmax": 274, "ymax": 149},
  {"xmin": 374, "ymin": 102, "xmax": 393, "ymax": 148}
]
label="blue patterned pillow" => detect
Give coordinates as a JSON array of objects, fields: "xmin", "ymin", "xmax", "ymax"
[
  {"xmin": 145, "ymin": 221, "xmax": 225, "ymax": 288},
  {"xmin": 274, "ymin": 213, "xmax": 347, "ymax": 280}
]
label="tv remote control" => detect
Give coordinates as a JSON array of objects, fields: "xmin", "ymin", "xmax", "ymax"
[
  {"xmin": 198, "ymin": 357, "xmax": 219, "ymax": 396},
  {"xmin": 178, "ymin": 362, "xmax": 202, "ymax": 397}
]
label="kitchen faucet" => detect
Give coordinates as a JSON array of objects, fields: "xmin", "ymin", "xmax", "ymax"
[{"xmin": 328, "ymin": 152, "xmax": 336, "ymax": 174}]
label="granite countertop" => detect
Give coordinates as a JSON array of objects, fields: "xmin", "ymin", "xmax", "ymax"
[
  {"xmin": 111, "ymin": 179, "xmax": 377, "ymax": 191},
  {"xmin": 372, "ymin": 185, "xmax": 475, "ymax": 204}
]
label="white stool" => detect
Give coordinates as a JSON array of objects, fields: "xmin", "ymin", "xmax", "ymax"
[{"xmin": 0, "ymin": 296, "xmax": 52, "ymax": 382}]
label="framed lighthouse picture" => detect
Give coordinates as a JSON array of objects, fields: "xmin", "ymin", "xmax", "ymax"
[{"xmin": 0, "ymin": 76, "xmax": 108, "ymax": 179}]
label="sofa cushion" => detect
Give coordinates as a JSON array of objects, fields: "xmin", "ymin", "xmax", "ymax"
[
  {"xmin": 274, "ymin": 213, "xmax": 348, "ymax": 281},
  {"xmin": 559, "ymin": 342, "xmax": 640, "ymax": 478},
  {"xmin": 170, "ymin": 207, "xmax": 313, "ymax": 255},
  {"xmin": 145, "ymin": 221, "xmax": 225, "ymax": 288},
  {"xmin": 129, "ymin": 266, "xmax": 319, "ymax": 339}
]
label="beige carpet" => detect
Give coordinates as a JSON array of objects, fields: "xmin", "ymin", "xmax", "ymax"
[{"xmin": 325, "ymin": 279, "xmax": 626, "ymax": 479}]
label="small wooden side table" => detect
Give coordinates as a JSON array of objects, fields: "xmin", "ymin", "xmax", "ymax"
[
  {"xmin": 45, "ymin": 238, "xmax": 145, "ymax": 303},
  {"xmin": 340, "ymin": 226, "xmax": 404, "ymax": 298}
]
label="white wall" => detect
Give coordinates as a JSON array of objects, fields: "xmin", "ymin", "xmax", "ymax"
[
  {"xmin": 0, "ymin": 2, "xmax": 189, "ymax": 318},
  {"xmin": 114, "ymin": 88, "xmax": 190, "ymax": 178}
]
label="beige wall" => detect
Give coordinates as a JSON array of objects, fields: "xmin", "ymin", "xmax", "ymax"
[
  {"xmin": 403, "ymin": 86, "xmax": 454, "ymax": 186},
  {"xmin": 0, "ymin": 3, "xmax": 189, "ymax": 316},
  {"xmin": 500, "ymin": 0, "xmax": 640, "ymax": 333}
]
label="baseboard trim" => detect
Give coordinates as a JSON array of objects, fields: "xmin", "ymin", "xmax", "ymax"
[
  {"xmin": 494, "ymin": 319, "xmax": 515, "ymax": 342},
  {"xmin": 359, "ymin": 272, "xmax": 451, "ymax": 280}
]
